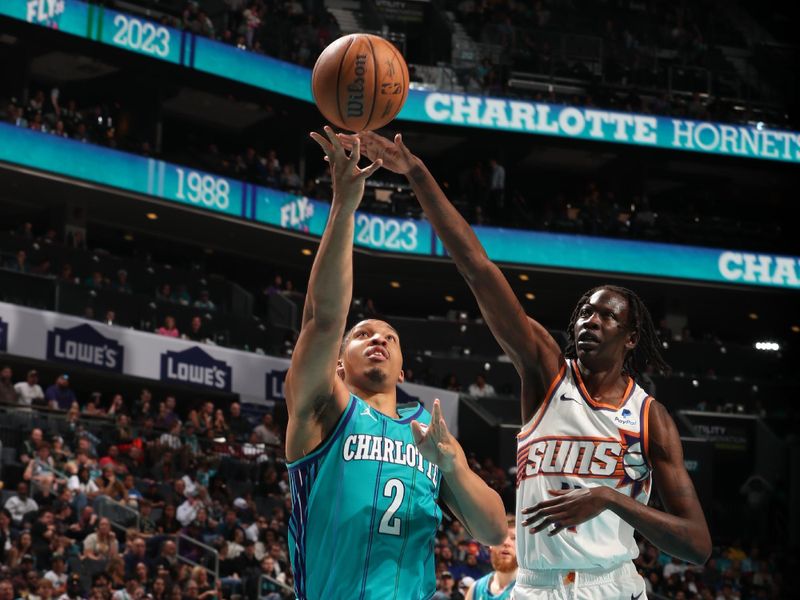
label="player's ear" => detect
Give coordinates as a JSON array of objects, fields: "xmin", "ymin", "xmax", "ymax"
[
  {"xmin": 397, "ymin": 369, "xmax": 405, "ymax": 384},
  {"xmin": 336, "ymin": 359, "xmax": 345, "ymax": 381},
  {"xmin": 625, "ymin": 329, "xmax": 639, "ymax": 351}
]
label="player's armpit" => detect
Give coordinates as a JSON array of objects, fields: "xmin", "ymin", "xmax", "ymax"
[{"xmin": 606, "ymin": 400, "xmax": 711, "ymax": 564}]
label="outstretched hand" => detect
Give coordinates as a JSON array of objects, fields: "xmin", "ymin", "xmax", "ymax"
[
  {"xmin": 310, "ymin": 126, "xmax": 382, "ymax": 211},
  {"xmin": 411, "ymin": 399, "xmax": 463, "ymax": 474},
  {"xmin": 338, "ymin": 131, "xmax": 417, "ymax": 175}
]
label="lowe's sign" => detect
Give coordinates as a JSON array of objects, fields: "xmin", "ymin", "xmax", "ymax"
[
  {"xmin": 46, "ymin": 323, "xmax": 124, "ymax": 372},
  {"xmin": 160, "ymin": 346, "xmax": 233, "ymax": 392}
]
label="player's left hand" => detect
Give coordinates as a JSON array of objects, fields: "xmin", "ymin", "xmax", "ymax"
[
  {"xmin": 521, "ymin": 487, "xmax": 611, "ymax": 536},
  {"xmin": 411, "ymin": 399, "xmax": 462, "ymax": 474}
]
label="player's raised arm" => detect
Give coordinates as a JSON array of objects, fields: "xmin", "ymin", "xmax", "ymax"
[
  {"xmin": 340, "ymin": 131, "xmax": 561, "ymax": 420},
  {"xmin": 284, "ymin": 127, "xmax": 382, "ymax": 461}
]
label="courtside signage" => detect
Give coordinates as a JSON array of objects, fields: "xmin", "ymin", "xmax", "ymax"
[
  {"xmin": 1, "ymin": 122, "xmax": 798, "ymax": 289},
  {"xmin": 46, "ymin": 323, "xmax": 124, "ymax": 372},
  {"xmin": 2, "ymin": 1, "xmax": 798, "ymax": 163},
  {"xmin": 0, "ymin": 302, "xmax": 459, "ymax": 430}
]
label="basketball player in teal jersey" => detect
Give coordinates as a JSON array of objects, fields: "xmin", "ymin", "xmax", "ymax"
[
  {"xmin": 285, "ymin": 127, "xmax": 507, "ymax": 600},
  {"xmin": 465, "ymin": 518, "xmax": 518, "ymax": 600}
]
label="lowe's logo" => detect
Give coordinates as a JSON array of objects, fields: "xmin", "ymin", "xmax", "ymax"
[
  {"xmin": 47, "ymin": 324, "xmax": 124, "ymax": 372},
  {"xmin": 27, "ymin": 0, "xmax": 65, "ymax": 27},
  {"xmin": 265, "ymin": 369, "xmax": 287, "ymax": 401},
  {"xmin": 161, "ymin": 346, "xmax": 232, "ymax": 391},
  {"xmin": 0, "ymin": 318, "xmax": 7, "ymax": 353}
]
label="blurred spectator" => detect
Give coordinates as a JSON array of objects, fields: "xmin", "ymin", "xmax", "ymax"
[
  {"xmin": 3, "ymin": 483, "xmax": 38, "ymax": 525},
  {"xmin": 14, "ymin": 369, "xmax": 45, "ymax": 406},
  {"xmin": 183, "ymin": 316, "xmax": 209, "ymax": 343},
  {"xmin": 253, "ymin": 413, "xmax": 281, "ymax": 446},
  {"xmin": 0, "ymin": 366, "xmax": 15, "ymax": 404},
  {"xmin": 82, "ymin": 517, "xmax": 119, "ymax": 560},
  {"xmin": 157, "ymin": 316, "xmax": 180, "ymax": 338},
  {"xmin": 156, "ymin": 283, "xmax": 176, "ymax": 303},
  {"xmin": 228, "ymin": 403, "xmax": 251, "ymax": 441},
  {"xmin": 467, "ymin": 374, "xmax": 496, "ymax": 398},
  {"xmin": 112, "ymin": 269, "xmax": 132, "ymax": 294},
  {"xmin": 193, "ymin": 290, "xmax": 217, "ymax": 311},
  {"xmin": 45, "ymin": 374, "xmax": 77, "ymax": 411},
  {"xmin": 6, "ymin": 250, "xmax": 29, "ymax": 273}
]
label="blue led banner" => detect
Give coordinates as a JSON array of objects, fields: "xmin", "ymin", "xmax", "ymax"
[
  {"xmin": 1, "ymin": 122, "xmax": 798, "ymax": 289},
  {"xmin": 3, "ymin": 1, "xmax": 800, "ymax": 164}
]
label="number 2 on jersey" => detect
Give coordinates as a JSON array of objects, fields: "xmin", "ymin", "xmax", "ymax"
[{"xmin": 378, "ymin": 478, "xmax": 405, "ymax": 536}]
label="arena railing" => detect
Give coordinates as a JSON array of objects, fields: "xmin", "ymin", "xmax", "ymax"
[
  {"xmin": 95, "ymin": 494, "xmax": 141, "ymax": 533},
  {"xmin": 257, "ymin": 574, "xmax": 294, "ymax": 597},
  {"xmin": 176, "ymin": 532, "xmax": 220, "ymax": 584}
]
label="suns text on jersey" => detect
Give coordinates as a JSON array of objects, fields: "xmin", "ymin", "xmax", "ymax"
[
  {"xmin": 342, "ymin": 434, "xmax": 440, "ymax": 485},
  {"xmin": 518, "ymin": 436, "xmax": 627, "ymax": 480}
]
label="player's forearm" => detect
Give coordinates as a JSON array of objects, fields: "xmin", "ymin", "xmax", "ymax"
[
  {"xmin": 605, "ymin": 489, "xmax": 711, "ymax": 564},
  {"xmin": 303, "ymin": 205, "xmax": 355, "ymax": 328},
  {"xmin": 406, "ymin": 159, "xmax": 490, "ymax": 279},
  {"xmin": 444, "ymin": 456, "xmax": 507, "ymax": 546}
]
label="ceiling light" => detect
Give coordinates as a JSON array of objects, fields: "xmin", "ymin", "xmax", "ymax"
[
  {"xmin": 754, "ymin": 341, "xmax": 780, "ymax": 352},
  {"xmin": 145, "ymin": 212, "xmax": 158, "ymax": 220},
  {"xmin": 444, "ymin": 295, "xmax": 454, "ymax": 302},
  {"xmin": 389, "ymin": 281, "xmax": 401, "ymax": 288},
  {"xmin": 525, "ymin": 292, "xmax": 535, "ymax": 300},
  {"xmin": 301, "ymin": 248, "xmax": 313, "ymax": 256},
  {"xmin": 791, "ymin": 325, "xmax": 800, "ymax": 333},
  {"xmin": 123, "ymin": 233, "xmax": 134, "ymax": 241},
  {"xmin": 748, "ymin": 313, "xmax": 758, "ymax": 320},
  {"xmin": 518, "ymin": 274, "xmax": 529, "ymax": 281}
]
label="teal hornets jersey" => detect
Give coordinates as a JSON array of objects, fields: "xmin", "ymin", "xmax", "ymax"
[
  {"xmin": 472, "ymin": 572, "xmax": 515, "ymax": 600},
  {"xmin": 287, "ymin": 394, "xmax": 442, "ymax": 599}
]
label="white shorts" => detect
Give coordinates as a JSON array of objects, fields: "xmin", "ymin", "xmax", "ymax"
[{"xmin": 511, "ymin": 561, "xmax": 648, "ymax": 600}]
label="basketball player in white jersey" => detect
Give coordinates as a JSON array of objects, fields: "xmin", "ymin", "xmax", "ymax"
[{"xmin": 339, "ymin": 131, "xmax": 711, "ymax": 600}]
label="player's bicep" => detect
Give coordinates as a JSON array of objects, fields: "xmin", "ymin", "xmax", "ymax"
[
  {"xmin": 648, "ymin": 401, "xmax": 704, "ymax": 520},
  {"xmin": 285, "ymin": 319, "xmax": 347, "ymax": 420}
]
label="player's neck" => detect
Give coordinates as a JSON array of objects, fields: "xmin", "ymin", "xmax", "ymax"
[
  {"xmin": 575, "ymin": 358, "xmax": 629, "ymax": 406},
  {"xmin": 492, "ymin": 568, "xmax": 516, "ymax": 590},
  {"xmin": 350, "ymin": 386, "xmax": 399, "ymax": 418}
]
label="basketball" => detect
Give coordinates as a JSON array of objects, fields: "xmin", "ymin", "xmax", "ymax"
[{"xmin": 311, "ymin": 33, "xmax": 409, "ymax": 132}]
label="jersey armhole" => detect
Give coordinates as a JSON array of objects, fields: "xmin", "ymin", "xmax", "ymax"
[
  {"xmin": 517, "ymin": 361, "xmax": 568, "ymax": 439},
  {"xmin": 640, "ymin": 396, "xmax": 654, "ymax": 467},
  {"xmin": 287, "ymin": 396, "xmax": 357, "ymax": 470}
]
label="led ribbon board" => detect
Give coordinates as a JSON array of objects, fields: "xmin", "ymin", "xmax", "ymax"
[
  {"xmin": 1, "ymin": 123, "xmax": 798, "ymax": 288},
  {"xmin": 3, "ymin": 1, "xmax": 800, "ymax": 163}
]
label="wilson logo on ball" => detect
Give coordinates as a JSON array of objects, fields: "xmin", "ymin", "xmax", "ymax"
[
  {"xmin": 346, "ymin": 54, "xmax": 367, "ymax": 118},
  {"xmin": 312, "ymin": 33, "xmax": 409, "ymax": 131}
]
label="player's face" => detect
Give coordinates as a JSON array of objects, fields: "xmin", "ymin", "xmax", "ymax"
[
  {"xmin": 573, "ymin": 289, "xmax": 637, "ymax": 367},
  {"xmin": 340, "ymin": 320, "xmax": 404, "ymax": 390},
  {"xmin": 490, "ymin": 526, "xmax": 517, "ymax": 573}
]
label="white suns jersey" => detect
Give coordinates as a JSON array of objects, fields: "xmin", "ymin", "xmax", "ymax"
[{"xmin": 516, "ymin": 359, "xmax": 654, "ymax": 571}]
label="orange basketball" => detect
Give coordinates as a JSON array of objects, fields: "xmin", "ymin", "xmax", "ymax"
[{"xmin": 311, "ymin": 33, "xmax": 409, "ymax": 132}]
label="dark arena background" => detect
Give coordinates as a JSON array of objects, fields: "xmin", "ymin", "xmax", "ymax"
[{"xmin": 0, "ymin": 1, "xmax": 797, "ymax": 598}]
